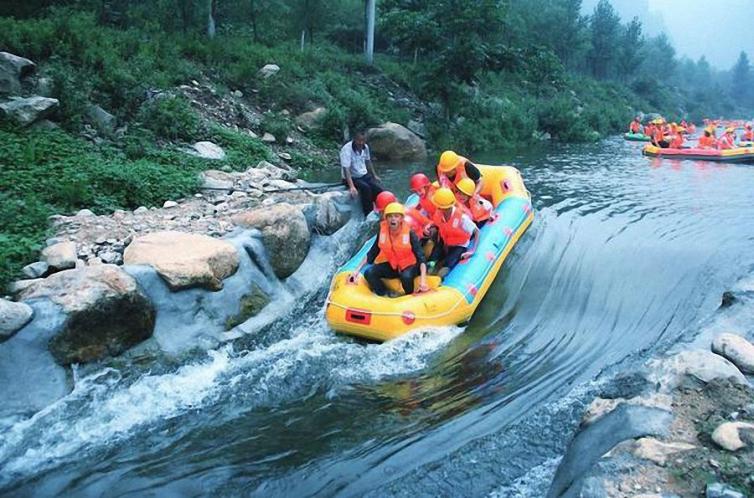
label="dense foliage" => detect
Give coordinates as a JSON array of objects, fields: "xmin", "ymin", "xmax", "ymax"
[{"xmin": 1, "ymin": 0, "xmax": 752, "ymax": 288}]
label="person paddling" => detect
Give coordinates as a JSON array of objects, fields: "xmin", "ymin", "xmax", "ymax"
[
  {"xmin": 698, "ymin": 128, "xmax": 715, "ymax": 149},
  {"xmin": 717, "ymin": 127, "xmax": 736, "ymax": 150},
  {"xmin": 743, "ymin": 124, "xmax": 754, "ymax": 142},
  {"xmin": 350, "ymin": 203, "xmax": 429, "ymax": 297}
]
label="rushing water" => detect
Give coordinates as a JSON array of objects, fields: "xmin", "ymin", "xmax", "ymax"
[{"xmin": 3, "ymin": 137, "xmax": 754, "ymax": 497}]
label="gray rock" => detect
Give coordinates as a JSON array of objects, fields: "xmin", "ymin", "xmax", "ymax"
[
  {"xmin": 8, "ymin": 278, "xmax": 43, "ymax": 295},
  {"xmin": 644, "ymin": 350, "xmax": 749, "ymax": 392},
  {"xmin": 706, "ymin": 482, "xmax": 745, "ymax": 498},
  {"xmin": 163, "ymin": 200, "xmax": 179, "ymax": 208},
  {"xmin": 134, "ymin": 206, "xmax": 149, "ymax": 214},
  {"xmin": 0, "ymin": 298, "xmax": 33, "ymax": 341},
  {"xmin": 18, "ymin": 265, "xmax": 156, "ymax": 365},
  {"xmin": 76, "ymin": 209, "xmax": 95, "ymax": 217},
  {"xmin": 190, "ymin": 141, "xmax": 226, "ymax": 160},
  {"xmin": 22, "ymin": 261, "xmax": 49, "ymax": 279},
  {"xmin": 547, "ymin": 404, "xmax": 673, "ymax": 498},
  {"xmin": 407, "ymin": 118, "xmax": 427, "ymax": 138},
  {"xmin": 262, "ymin": 132, "xmax": 276, "ymax": 143},
  {"xmin": 30, "ymin": 118, "xmax": 59, "ymax": 130},
  {"xmin": 0, "ymin": 51, "xmax": 35, "ymax": 95},
  {"xmin": 0, "ymin": 96, "xmax": 59, "ymax": 126},
  {"xmin": 711, "ymin": 421, "xmax": 754, "ymax": 451},
  {"xmin": 231, "ymin": 203, "xmax": 310, "ymax": 279},
  {"xmin": 366, "ymin": 122, "xmax": 427, "ymax": 161},
  {"xmin": 295, "ymin": 107, "xmax": 326, "ymax": 129},
  {"xmin": 86, "ymin": 104, "xmax": 116, "ymax": 135},
  {"xmin": 712, "ymin": 333, "xmax": 754, "ymax": 374},
  {"xmin": 35, "ymin": 76, "xmax": 52, "ymax": 97},
  {"xmin": 307, "ymin": 190, "xmax": 353, "ymax": 235},
  {"xmin": 200, "ymin": 169, "xmax": 234, "ymax": 190},
  {"xmin": 98, "ymin": 250, "xmax": 122, "ymax": 265},
  {"xmin": 278, "ymin": 152, "xmax": 292, "ymax": 161},
  {"xmin": 41, "ymin": 241, "xmax": 77, "ymax": 271},
  {"xmin": 258, "ymin": 63, "xmax": 280, "ymax": 78}
]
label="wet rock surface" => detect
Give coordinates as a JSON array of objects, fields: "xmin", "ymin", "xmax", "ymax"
[
  {"xmin": 0, "ymin": 298, "xmax": 33, "ymax": 341},
  {"xmin": 19, "ymin": 265, "xmax": 156, "ymax": 365}
]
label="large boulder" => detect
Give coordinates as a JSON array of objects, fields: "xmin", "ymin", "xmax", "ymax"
[
  {"xmin": 711, "ymin": 333, "xmax": 754, "ymax": 374},
  {"xmin": 0, "ymin": 51, "xmax": 36, "ymax": 95},
  {"xmin": 295, "ymin": 107, "xmax": 326, "ymax": 129},
  {"xmin": 366, "ymin": 122, "xmax": 427, "ymax": 161},
  {"xmin": 0, "ymin": 96, "xmax": 59, "ymax": 126},
  {"xmin": 200, "ymin": 169, "xmax": 235, "ymax": 190},
  {"xmin": 41, "ymin": 241, "xmax": 77, "ymax": 271},
  {"xmin": 0, "ymin": 298, "xmax": 33, "ymax": 341},
  {"xmin": 231, "ymin": 203, "xmax": 311, "ymax": 278},
  {"xmin": 19, "ymin": 265, "xmax": 155, "ymax": 365},
  {"xmin": 644, "ymin": 350, "xmax": 749, "ymax": 392},
  {"xmin": 304, "ymin": 190, "xmax": 353, "ymax": 235},
  {"xmin": 123, "ymin": 231, "xmax": 239, "ymax": 291}
]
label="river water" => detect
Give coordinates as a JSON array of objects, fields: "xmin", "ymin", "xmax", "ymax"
[{"xmin": 2, "ymin": 137, "xmax": 754, "ymax": 497}]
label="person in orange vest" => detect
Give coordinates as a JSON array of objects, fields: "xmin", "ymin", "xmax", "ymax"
[
  {"xmin": 455, "ymin": 178, "xmax": 495, "ymax": 227},
  {"xmin": 698, "ymin": 128, "xmax": 715, "ymax": 149},
  {"xmin": 629, "ymin": 116, "xmax": 641, "ymax": 134},
  {"xmin": 743, "ymin": 123, "xmax": 754, "ymax": 142},
  {"xmin": 669, "ymin": 123, "xmax": 685, "ymax": 149},
  {"xmin": 436, "ymin": 150, "xmax": 483, "ymax": 195},
  {"xmin": 409, "ymin": 173, "xmax": 438, "ymax": 219},
  {"xmin": 644, "ymin": 121, "xmax": 655, "ymax": 137},
  {"xmin": 717, "ymin": 127, "xmax": 736, "ymax": 150},
  {"xmin": 350, "ymin": 203, "xmax": 429, "ymax": 296},
  {"xmin": 651, "ymin": 119, "xmax": 669, "ymax": 148},
  {"xmin": 427, "ymin": 187, "xmax": 479, "ymax": 273}
]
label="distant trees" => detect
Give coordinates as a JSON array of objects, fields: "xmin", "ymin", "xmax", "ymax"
[
  {"xmin": 731, "ymin": 51, "xmax": 751, "ymax": 103},
  {"xmin": 617, "ymin": 17, "xmax": 642, "ymax": 82},
  {"xmin": 587, "ymin": 0, "xmax": 620, "ymax": 79}
]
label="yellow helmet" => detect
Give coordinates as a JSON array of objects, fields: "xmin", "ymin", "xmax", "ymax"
[
  {"xmin": 432, "ymin": 187, "xmax": 456, "ymax": 209},
  {"xmin": 726, "ymin": 127, "xmax": 735, "ymax": 133},
  {"xmin": 456, "ymin": 178, "xmax": 475, "ymax": 197},
  {"xmin": 383, "ymin": 202, "xmax": 405, "ymax": 217},
  {"xmin": 438, "ymin": 150, "xmax": 460, "ymax": 173}
]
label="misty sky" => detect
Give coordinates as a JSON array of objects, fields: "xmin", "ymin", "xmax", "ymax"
[{"xmin": 581, "ymin": 0, "xmax": 754, "ymax": 70}]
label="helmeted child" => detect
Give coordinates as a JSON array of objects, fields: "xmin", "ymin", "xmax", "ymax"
[
  {"xmin": 427, "ymin": 187, "xmax": 479, "ymax": 273},
  {"xmin": 455, "ymin": 178, "xmax": 495, "ymax": 228},
  {"xmin": 436, "ymin": 150, "xmax": 483, "ymax": 195}
]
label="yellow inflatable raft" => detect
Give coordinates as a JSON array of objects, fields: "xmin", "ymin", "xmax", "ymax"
[{"xmin": 325, "ymin": 165, "xmax": 533, "ymax": 342}]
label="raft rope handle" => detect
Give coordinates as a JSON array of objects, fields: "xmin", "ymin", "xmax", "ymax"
[{"xmin": 325, "ymin": 205, "xmax": 532, "ymax": 321}]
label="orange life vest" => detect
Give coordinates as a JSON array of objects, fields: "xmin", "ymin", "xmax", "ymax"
[
  {"xmin": 698, "ymin": 135, "xmax": 714, "ymax": 148},
  {"xmin": 670, "ymin": 133, "xmax": 684, "ymax": 149},
  {"xmin": 405, "ymin": 207, "xmax": 431, "ymax": 235},
  {"xmin": 629, "ymin": 121, "xmax": 641, "ymax": 133},
  {"xmin": 377, "ymin": 221, "xmax": 417, "ymax": 271},
  {"xmin": 417, "ymin": 185, "xmax": 438, "ymax": 217},
  {"xmin": 432, "ymin": 208, "xmax": 472, "ymax": 247},
  {"xmin": 744, "ymin": 130, "xmax": 754, "ymax": 141},
  {"xmin": 652, "ymin": 127, "xmax": 665, "ymax": 143}
]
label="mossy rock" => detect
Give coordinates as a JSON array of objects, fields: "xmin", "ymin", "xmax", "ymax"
[{"xmin": 225, "ymin": 285, "xmax": 271, "ymax": 330}]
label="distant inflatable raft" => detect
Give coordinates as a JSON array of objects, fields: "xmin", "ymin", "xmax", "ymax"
[
  {"xmin": 325, "ymin": 165, "xmax": 533, "ymax": 342},
  {"xmin": 624, "ymin": 132, "xmax": 651, "ymax": 142},
  {"xmin": 642, "ymin": 144, "xmax": 754, "ymax": 163}
]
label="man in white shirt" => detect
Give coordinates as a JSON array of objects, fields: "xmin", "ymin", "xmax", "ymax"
[{"xmin": 340, "ymin": 132, "xmax": 383, "ymax": 215}]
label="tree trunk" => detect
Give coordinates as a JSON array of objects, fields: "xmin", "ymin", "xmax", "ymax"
[
  {"xmin": 300, "ymin": 29, "xmax": 306, "ymax": 52},
  {"xmin": 207, "ymin": 0, "xmax": 216, "ymax": 38},
  {"xmin": 413, "ymin": 47, "xmax": 418, "ymax": 66},
  {"xmin": 365, "ymin": 0, "xmax": 375, "ymax": 65}
]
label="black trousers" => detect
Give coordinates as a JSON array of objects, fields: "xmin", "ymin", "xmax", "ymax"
[
  {"xmin": 429, "ymin": 242, "xmax": 467, "ymax": 270},
  {"xmin": 346, "ymin": 174, "xmax": 383, "ymax": 215},
  {"xmin": 364, "ymin": 262, "xmax": 418, "ymax": 296}
]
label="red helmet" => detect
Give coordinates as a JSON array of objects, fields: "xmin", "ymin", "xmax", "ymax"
[
  {"xmin": 410, "ymin": 173, "xmax": 431, "ymax": 193},
  {"xmin": 374, "ymin": 191, "xmax": 397, "ymax": 213}
]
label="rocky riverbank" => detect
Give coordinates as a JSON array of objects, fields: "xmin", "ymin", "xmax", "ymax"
[{"xmin": 547, "ymin": 287, "xmax": 754, "ymax": 498}]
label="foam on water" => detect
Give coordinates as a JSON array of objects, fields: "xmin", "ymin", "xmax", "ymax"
[{"xmin": 0, "ymin": 314, "xmax": 461, "ymax": 487}]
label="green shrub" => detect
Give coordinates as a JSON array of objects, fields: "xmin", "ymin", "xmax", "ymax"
[
  {"xmin": 137, "ymin": 96, "xmax": 200, "ymax": 141},
  {"xmin": 208, "ymin": 125, "xmax": 273, "ymax": 170},
  {"xmin": 260, "ymin": 112, "xmax": 291, "ymax": 142}
]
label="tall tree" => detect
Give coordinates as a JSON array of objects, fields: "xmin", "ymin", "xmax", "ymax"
[
  {"xmin": 731, "ymin": 51, "xmax": 751, "ymax": 103},
  {"xmin": 617, "ymin": 16, "xmax": 642, "ymax": 82},
  {"xmin": 588, "ymin": 0, "xmax": 620, "ymax": 79}
]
